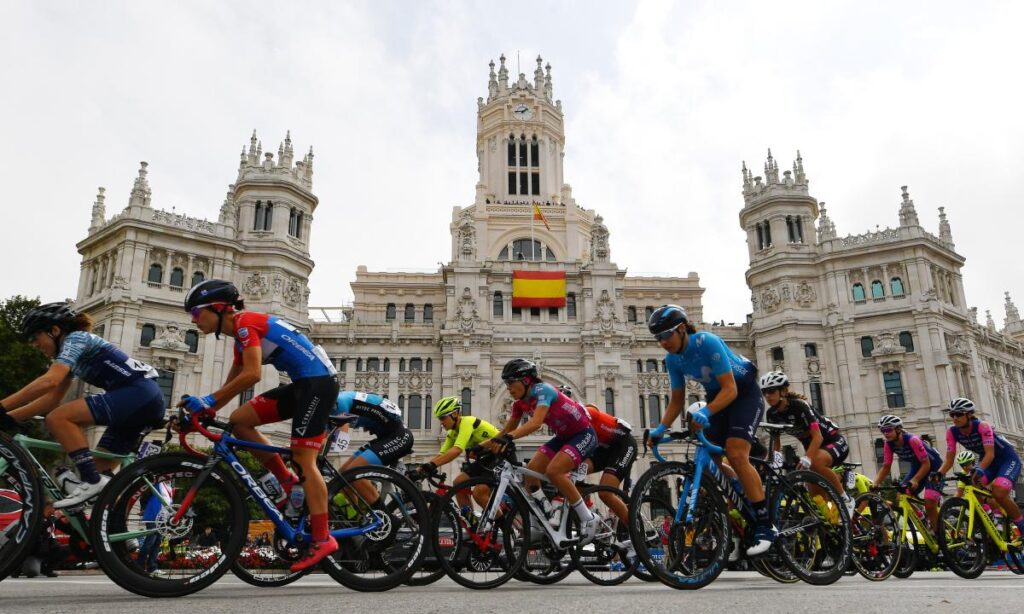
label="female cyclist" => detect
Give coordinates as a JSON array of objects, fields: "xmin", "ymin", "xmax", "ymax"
[{"xmin": 872, "ymin": 415, "xmax": 943, "ymax": 529}]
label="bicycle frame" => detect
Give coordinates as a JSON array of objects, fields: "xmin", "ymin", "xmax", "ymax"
[
  {"xmin": 958, "ymin": 483, "xmax": 1022, "ymax": 553},
  {"xmin": 482, "ymin": 459, "xmax": 579, "ymax": 547},
  {"xmin": 894, "ymin": 493, "xmax": 940, "ymax": 554}
]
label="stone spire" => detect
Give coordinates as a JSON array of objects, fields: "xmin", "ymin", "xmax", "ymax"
[
  {"xmin": 497, "ymin": 53, "xmax": 509, "ymax": 91},
  {"xmin": 1005, "ymin": 292, "xmax": 1021, "ymax": 326},
  {"xmin": 793, "ymin": 150, "xmax": 806, "ymax": 185},
  {"xmin": 218, "ymin": 185, "xmax": 237, "ymax": 226},
  {"xmin": 487, "ymin": 59, "xmax": 498, "ymax": 100},
  {"xmin": 741, "ymin": 161, "xmax": 753, "ymax": 194},
  {"xmin": 247, "ymin": 130, "xmax": 259, "ymax": 165},
  {"xmin": 986, "ymin": 309, "xmax": 996, "ymax": 331},
  {"xmin": 544, "ymin": 62, "xmax": 553, "ymax": 100},
  {"xmin": 533, "ymin": 55, "xmax": 545, "ymax": 91},
  {"xmin": 128, "ymin": 162, "xmax": 152, "ymax": 208},
  {"xmin": 938, "ymin": 206, "xmax": 953, "ymax": 245},
  {"xmin": 762, "ymin": 149, "xmax": 779, "ymax": 185},
  {"xmin": 89, "ymin": 187, "xmax": 106, "ymax": 232},
  {"xmin": 817, "ymin": 201, "xmax": 836, "ymax": 240},
  {"xmin": 898, "ymin": 185, "xmax": 919, "ymax": 227}
]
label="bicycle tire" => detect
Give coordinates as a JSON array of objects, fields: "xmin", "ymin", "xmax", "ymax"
[
  {"xmin": 937, "ymin": 497, "xmax": 987, "ymax": 579},
  {"xmin": 850, "ymin": 493, "xmax": 900, "ymax": 581},
  {"xmin": 0, "ymin": 432, "xmax": 45, "ymax": 582},
  {"xmin": 892, "ymin": 544, "xmax": 916, "ymax": 578},
  {"xmin": 90, "ymin": 452, "xmax": 248, "ymax": 598},
  {"xmin": 772, "ymin": 469, "xmax": 851, "ymax": 586},
  {"xmin": 403, "ymin": 491, "xmax": 447, "ymax": 586},
  {"xmin": 630, "ymin": 495, "xmax": 672, "ymax": 583},
  {"xmin": 627, "ymin": 461, "xmax": 730, "ymax": 590},
  {"xmin": 228, "ymin": 517, "xmax": 310, "ymax": 588},
  {"xmin": 431, "ymin": 476, "xmax": 530, "ymax": 590},
  {"xmin": 320, "ymin": 465, "xmax": 430, "ymax": 591},
  {"xmin": 569, "ymin": 484, "xmax": 636, "ymax": 586}
]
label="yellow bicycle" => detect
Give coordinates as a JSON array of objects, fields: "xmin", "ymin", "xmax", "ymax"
[
  {"xmin": 938, "ymin": 475, "xmax": 1024, "ymax": 577},
  {"xmin": 856, "ymin": 485, "xmax": 946, "ymax": 579}
]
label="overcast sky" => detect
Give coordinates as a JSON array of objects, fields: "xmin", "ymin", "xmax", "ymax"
[{"xmin": 3, "ymin": 1, "xmax": 1023, "ymax": 325}]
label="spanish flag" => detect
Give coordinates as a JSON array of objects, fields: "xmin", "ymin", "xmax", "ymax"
[
  {"xmin": 512, "ymin": 271, "xmax": 566, "ymax": 307},
  {"xmin": 532, "ymin": 203, "xmax": 550, "ymax": 231}
]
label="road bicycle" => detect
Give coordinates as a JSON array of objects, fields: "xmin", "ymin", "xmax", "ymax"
[
  {"xmin": 856, "ymin": 483, "xmax": 951, "ymax": 579},
  {"xmin": 938, "ymin": 473, "xmax": 1024, "ymax": 577}
]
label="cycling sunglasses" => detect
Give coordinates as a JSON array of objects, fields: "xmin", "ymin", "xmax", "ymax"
[
  {"xmin": 653, "ymin": 324, "xmax": 683, "ymax": 342},
  {"xmin": 189, "ymin": 303, "xmax": 228, "ymax": 319},
  {"xmin": 762, "ymin": 386, "xmax": 784, "ymax": 395},
  {"xmin": 879, "ymin": 427, "xmax": 896, "ymax": 434},
  {"xmin": 948, "ymin": 411, "xmax": 970, "ymax": 418}
]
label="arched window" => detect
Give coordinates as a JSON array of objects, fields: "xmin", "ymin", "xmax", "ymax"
[
  {"xmin": 646, "ymin": 359, "xmax": 659, "ymax": 373},
  {"xmin": 425, "ymin": 358, "xmax": 432, "ymax": 372},
  {"xmin": 185, "ymin": 330, "xmax": 199, "ymax": 353},
  {"xmin": 383, "ymin": 358, "xmax": 390, "ymax": 372},
  {"xmin": 636, "ymin": 360, "xmax": 643, "ymax": 373},
  {"xmin": 288, "ymin": 208, "xmax": 303, "ymax": 238},
  {"xmin": 890, "ymin": 277, "xmax": 905, "ymax": 295},
  {"xmin": 385, "ymin": 303, "xmax": 396, "ymax": 321},
  {"xmin": 169, "ymin": 267, "xmax": 184, "ymax": 289},
  {"xmin": 566, "ymin": 292, "xmax": 577, "ymax": 319},
  {"xmin": 852, "ymin": 283, "xmax": 865, "ymax": 301},
  {"xmin": 511, "ymin": 239, "xmax": 543, "ymax": 261},
  {"xmin": 899, "ymin": 331, "xmax": 914, "ymax": 352},
  {"xmin": 191, "ymin": 271, "xmax": 205, "ymax": 287},
  {"xmin": 507, "ymin": 133, "xmax": 516, "ymax": 166},
  {"xmin": 409, "ymin": 358, "xmax": 423, "ymax": 372},
  {"xmin": 461, "ymin": 387, "xmax": 472, "ymax": 415},
  {"xmin": 647, "ymin": 394, "xmax": 662, "ymax": 428},
  {"xmin": 254, "ymin": 201, "xmax": 265, "ymax": 231},
  {"xmin": 408, "ymin": 394, "xmax": 422, "ymax": 429},
  {"xmin": 147, "ymin": 263, "xmax": 163, "ymax": 284},
  {"xmin": 530, "ymin": 136, "xmax": 539, "ymax": 168},
  {"xmin": 627, "ymin": 306, "xmax": 637, "ymax": 323},
  {"xmin": 604, "ymin": 388, "xmax": 615, "ymax": 416},
  {"xmin": 356, "ymin": 358, "xmax": 363, "ymax": 371},
  {"xmin": 404, "ymin": 303, "xmax": 415, "ymax": 322},
  {"xmin": 871, "ymin": 280, "xmax": 885, "ymax": 298},
  {"xmin": 366, "ymin": 358, "xmax": 380, "ymax": 372},
  {"xmin": 140, "ymin": 324, "xmax": 156, "ymax": 347},
  {"xmin": 423, "ymin": 304, "xmax": 433, "ymax": 322},
  {"xmin": 493, "ymin": 292, "xmax": 504, "ymax": 317},
  {"xmin": 262, "ymin": 201, "xmax": 273, "ymax": 230},
  {"xmin": 644, "ymin": 306, "xmax": 654, "ymax": 321},
  {"xmin": 399, "ymin": 358, "xmax": 406, "ymax": 372},
  {"xmin": 398, "ymin": 395, "xmax": 405, "ymax": 419}
]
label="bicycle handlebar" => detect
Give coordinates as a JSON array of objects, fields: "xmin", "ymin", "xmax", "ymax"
[{"xmin": 643, "ymin": 427, "xmax": 724, "ymax": 462}]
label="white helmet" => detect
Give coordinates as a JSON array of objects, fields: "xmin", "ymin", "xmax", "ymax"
[
  {"xmin": 946, "ymin": 398, "xmax": 975, "ymax": 413},
  {"xmin": 956, "ymin": 450, "xmax": 978, "ymax": 467},
  {"xmin": 758, "ymin": 371, "xmax": 789, "ymax": 391},
  {"xmin": 878, "ymin": 415, "xmax": 903, "ymax": 429}
]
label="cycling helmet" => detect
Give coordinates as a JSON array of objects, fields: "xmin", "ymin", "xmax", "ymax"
[
  {"xmin": 759, "ymin": 371, "xmax": 789, "ymax": 391},
  {"xmin": 647, "ymin": 304, "xmax": 688, "ymax": 336},
  {"xmin": 184, "ymin": 279, "xmax": 239, "ymax": 312},
  {"xmin": 878, "ymin": 415, "xmax": 903, "ymax": 429},
  {"xmin": 946, "ymin": 398, "xmax": 975, "ymax": 413},
  {"xmin": 432, "ymin": 396, "xmax": 461, "ymax": 419},
  {"xmin": 956, "ymin": 450, "xmax": 977, "ymax": 467},
  {"xmin": 501, "ymin": 358, "xmax": 538, "ymax": 384},
  {"xmin": 557, "ymin": 385, "xmax": 573, "ymax": 398},
  {"xmin": 685, "ymin": 401, "xmax": 707, "ymax": 420},
  {"xmin": 21, "ymin": 302, "xmax": 78, "ymax": 340}
]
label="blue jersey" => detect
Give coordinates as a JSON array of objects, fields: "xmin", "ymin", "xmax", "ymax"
[
  {"xmin": 946, "ymin": 419, "xmax": 1019, "ymax": 464},
  {"xmin": 334, "ymin": 391, "xmax": 405, "ymax": 437},
  {"xmin": 884, "ymin": 432, "xmax": 942, "ymax": 476},
  {"xmin": 55, "ymin": 331, "xmax": 158, "ymax": 390},
  {"xmin": 665, "ymin": 331, "xmax": 756, "ymax": 396}
]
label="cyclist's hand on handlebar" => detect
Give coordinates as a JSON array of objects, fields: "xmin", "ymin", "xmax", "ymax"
[
  {"xmin": 489, "ymin": 434, "xmax": 513, "ymax": 453},
  {"xmin": 0, "ymin": 408, "xmax": 20, "ymax": 431},
  {"xmin": 179, "ymin": 394, "xmax": 216, "ymax": 414},
  {"xmin": 645, "ymin": 424, "xmax": 667, "ymax": 449}
]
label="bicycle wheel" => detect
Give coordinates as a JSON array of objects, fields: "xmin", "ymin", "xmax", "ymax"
[
  {"xmin": 892, "ymin": 543, "xmax": 916, "ymax": 578},
  {"xmin": 229, "ymin": 507, "xmax": 309, "ymax": 588},
  {"xmin": 937, "ymin": 497, "xmax": 987, "ymax": 579},
  {"xmin": 628, "ymin": 461, "xmax": 730, "ymax": 590},
  {"xmin": 569, "ymin": 485, "xmax": 636, "ymax": 586},
  {"xmin": 772, "ymin": 470, "xmax": 851, "ymax": 586},
  {"xmin": 0, "ymin": 432, "xmax": 44, "ymax": 582},
  {"xmin": 630, "ymin": 495, "xmax": 672, "ymax": 583},
  {"xmin": 850, "ymin": 493, "xmax": 900, "ymax": 581},
  {"xmin": 431, "ymin": 476, "xmax": 530, "ymax": 589},
  {"xmin": 403, "ymin": 491, "xmax": 448, "ymax": 586},
  {"xmin": 90, "ymin": 452, "xmax": 248, "ymax": 598},
  {"xmin": 320, "ymin": 465, "xmax": 429, "ymax": 591},
  {"xmin": 515, "ymin": 535, "xmax": 574, "ymax": 585}
]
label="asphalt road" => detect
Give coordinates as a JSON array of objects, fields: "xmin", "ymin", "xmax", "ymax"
[{"xmin": 2, "ymin": 571, "xmax": 1022, "ymax": 613}]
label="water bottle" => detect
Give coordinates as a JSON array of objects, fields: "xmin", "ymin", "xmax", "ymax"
[
  {"xmin": 531, "ymin": 489, "xmax": 553, "ymax": 518},
  {"xmin": 286, "ymin": 484, "xmax": 305, "ymax": 518},
  {"xmin": 549, "ymin": 496, "xmax": 565, "ymax": 527},
  {"xmin": 258, "ymin": 472, "xmax": 286, "ymax": 506},
  {"xmin": 55, "ymin": 466, "xmax": 82, "ymax": 495}
]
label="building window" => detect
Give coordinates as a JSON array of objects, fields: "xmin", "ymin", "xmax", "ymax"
[
  {"xmin": 644, "ymin": 306, "xmax": 654, "ymax": 321},
  {"xmin": 809, "ymin": 381, "xmax": 824, "ymax": 413},
  {"xmin": 383, "ymin": 358, "xmax": 390, "ymax": 372},
  {"xmin": 771, "ymin": 347, "xmax": 785, "ymax": 362},
  {"xmin": 871, "ymin": 280, "xmax": 885, "ymax": 299},
  {"xmin": 804, "ymin": 343, "xmax": 818, "ymax": 358},
  {"xmin": 493, "ymin": 292, "xmax": 504, "ymax": 317},
  {"xmin": 636, "ymin": 360, "xmax": 643, "ymax": 373},
  {"xmin": 874, "ymin": 438, "xmax": 886, "ymax": 468},
  {"xmin": 399, "ymin": 358, "xmax": 406, "ymax": 372},
  {"xmin": 94, "ymin": 324, "xmax": 105, "ymax": 339},
  {"xmin": 425, "ymin": 358, "xmax": 432, "ymax": 372},
  {"xmin": 140, "ymin": 324, "xmax": 156, "ymax": 347},
  {"xmin": 786, "ymin": 216, "xmax": 803, "ymax": 243},
  {"xmin": 605, "ymin": 388, "xmax": 615, "ymax": 416},
  {"xmin": 507, "ymin": 172, "xmax": 516, "ymax": 194},
  {"xmin": 646, "ymin": 359, "xmax": 659, "ymax": 373},
  {"xmin": 191, "ymin": 271, "xmax": 205, "ymax": 287},
  {"xmin": 627, "ymin": 306, "xmax": 637, "ymax": 323},
  {"xmin": 404, "ymin": 303, "xmax": 415, "ymax": 323},
  {"xmin": 185, "ymin": 330, "xmax": 199, "ymax": 353},
  {"xmin": 398, "ymin": 395, "xmax": 405, "ymax": 419},
  {"xmin": 860, "ymin": 336, "xmax": 874, "ymax": 357},
  {"xmin": 507, "ymin": 135, "xmax": 516, "ymax": 166},
  {"xmin": 423, "ymin": 304, "xmax": 433, "ymax": 323},
  {"xmin": 169, "ymin": 267, "xmax": 184, "ymax": 288},
  {"xmin": 756, "ymin": 223, "xmax": 765, "ymax": 250},
  {"xmin": 461, "ymin": 387, "xmax": 472, "ymax": 415},
  {"xmin": 385, "ymin": 303, "xmax": 396, "ymax": 321},
  {"xmin": 647, "ymin": 394, "xmax": 662, "ymax": 429},
  {"xmin": 508, "ymin": 238, "xmax": 543, "ymax": 260},
  {"xmin": 408, "ymin": 394, "xmax": 422, "ymax": 429},
  {"xmin": 156, "ymin": 370, "xmax": 175, "ymax": 408},
  {"xmin": 548, "ymin": 307, "xmax": 559, "ymax": 319},
  {"xmin": 852, "ymin": 283, "xmax": 865, "ymax": 301},
  {"xmin": 355, "ymin": 358, "xmax": 363, "ymax": 371},
  {"xmin": 638, "ymin": 396, "xmax": 646, "ymax": 427},
  {"xmin": 254, "ymin": 201, "xmax": 265, "ymax": 230},
  {"xmin": 424, "ymin": 395, "xmax": 432, "ymax": 430},
  {"xmin": 530, "ymin": 136, "xmax": 539, "ymax": 168},
  {"xmin": 409, "ymin": 358, "xmax": 423, "ymax": 372},
  {"xmin": 366, "ymin": 358, "xmax": 380, "ymax": 372},
  {"xmin": 756, "ymin": 221, "xmax": 772, "ymax": 249},
  {"xmin": 262, "ymin": 201, "xmax": 273, "ymax": 230},
  {"xmin": 512, "ymin": 306, "xmax": 522, "ymax": 320},
  {"xmin": 890, "ymin": 277, "xmax": 905, "ymax": 295},
  {"xmin": 899, "ymin": 331, "xmax": 914, "ymax": 352},
  {"xmin": 567, "ymin": 293, "xmax": 577, "ymax": 319},
  {"xmin": 147, "ymin": 263, "xmax": 162, "ymax": 284},
  {"xmin": 883, "ymin": 370, "xmax": 906, "ymax": 408},
  {"xmin": 288, "ymin": 208, "xmax": 303, "ymax": 238}
]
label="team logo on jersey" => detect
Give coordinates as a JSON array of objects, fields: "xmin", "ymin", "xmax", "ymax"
[{"xmin": 238, "ymin": 327, "xmax": 249, "ymax": 339}]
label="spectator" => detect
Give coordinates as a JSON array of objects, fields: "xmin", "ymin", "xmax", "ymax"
[
  {"xmin": 195, "ymin": 526, "xmax": 220, "ymax": 548},
  {"xmin": 137, "ymin": 482, "xmax": 172, "ymax": 573}
]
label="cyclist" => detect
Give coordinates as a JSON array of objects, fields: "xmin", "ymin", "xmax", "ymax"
[
  {"xmin": 760, "ymin": 371, "xmax": 855, "ymax": 515},
  {"xmin": 487, "ymin": 359, "xmax": 600, "ymax": 543},
  {"xmin": 954, "ymin": 451, "xmax": 979, "ymax": 497},
  {"xmin": 183, "ymin": 279, "xmax": 339, "ymax": 572},
  {"xmin": 645, "ymin": 304, "xmax": 775, "ymax": 555},
  {"xmin": 872, "ymin": 415, "xmax": 942, "ymax": 529},
  {"xmin": 334, "ymin": 390, "xmax": 413, "ymax": 472},
  {"xmin": 414, "ymin": 396, "xmax": 498, "ymax": 509},
  {"xmin": 935, "ymin": 398, "xmax": 1024, "ymax": 538},
  {"xmin": 0, "ymin": 302, "xmax": 165, "ymax": 508}
]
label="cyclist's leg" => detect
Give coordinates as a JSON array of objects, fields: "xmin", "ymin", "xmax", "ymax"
[
  {"xmin": 92, "ymin": 382, "xmax": 167, "ymax": 472},
  {"xmin": 989, "ymin": 457, "xmax": 1023, "ymax": 533},
  {"xmin": 597, "ymin": 436, "xmax": 636, "ymax": 524},
  {"xmin": 230, "ymin": 386, "xmax": 296, "ymax": 486},
  {"xmin": 545, "ymin": 427, "xmax": 598, "ymax": 516},
  {"xmin": 526, "ymin": 446, "xmax": 555, "ymax": 491}
]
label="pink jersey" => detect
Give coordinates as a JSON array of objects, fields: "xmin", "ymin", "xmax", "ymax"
[{"xmin": 510, "ymin": 382, "xmax": 591, "ymax": 437}]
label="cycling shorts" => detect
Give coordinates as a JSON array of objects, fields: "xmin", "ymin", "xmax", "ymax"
[
  {"xmin": 353, "ymin": 427, "xmax": 414, "ymax": 467},
  {"xmin": 87, "ymin": 378, "xmax": 167, "ymax": 454},
  {"xmin": 822, "ymin": 436, "xmax": 850, "ymax": 466},
  {"xmin": 539, "ymin": 426, "xmax": 598, "ymax": 468},
  {"xmin": 249, "ymin": 375, "xmax": 339, "ymax": 449},
  {"xmin": 590, "ymin": 434, "xmax": 637, "ymax": 479},
  {"xmin": 704, "ymin": 377, "xmax": 765, "ymax": 446},
  {"xmin": 989, "ymin": 454, "xmax": 1022, "ymax": 491}
]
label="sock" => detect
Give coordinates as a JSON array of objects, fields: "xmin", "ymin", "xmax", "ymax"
[
  {"xmin": 460, "ymin": 505, "xmax": 471, "ymax": 516},
  {"xmin": 751, "ymin": 499, "xmax": 769, "ymax": 525},
  {"xmin": 311, "ymin": 513, "xmax": 330, "ymax": 542},
  {"xmin": 841, "ymin": 492, "xmax": 853, "ymax": 503},
  {"xmin": 572, "ymin": 498, "xmax": 594, "ymax": 522},
  {"xmin": 69, "ymin": 448, "xmax": 100, "ymax": 484},
  {"xmin": 265, "ymin": 454, "xmax": 295, "ymax": 485}
]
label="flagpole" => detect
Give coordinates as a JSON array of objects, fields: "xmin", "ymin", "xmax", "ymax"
[{"xmin": 531, "ymin": 206, "xmax": 535, "ymax": 260}]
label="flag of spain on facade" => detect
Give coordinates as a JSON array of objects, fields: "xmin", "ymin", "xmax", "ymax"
[
  {"xmin": 532, "ymin": 203, "xmax": 550, "ymax": 230},
  {"xmin": 512, "ymin": 271, "xmax": 566, "ymax": 307}
]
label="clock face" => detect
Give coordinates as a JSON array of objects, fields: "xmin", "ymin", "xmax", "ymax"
[{"xmin": 512, "ymin": 104, "xmax": 533, "ymax": 120}]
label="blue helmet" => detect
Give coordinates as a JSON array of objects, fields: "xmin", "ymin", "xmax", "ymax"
[{"xmin": 648, "ymin": 304, "xmax": 688, "ymax": 336}]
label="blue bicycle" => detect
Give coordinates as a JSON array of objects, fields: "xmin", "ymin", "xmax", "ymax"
[
  {"xmin": 89, "ymin": 410, "xmax": 428, "ymax": 597},
  {"xmin": 627, "ymin": 426, "xmax": 851, "ymax": 589}
]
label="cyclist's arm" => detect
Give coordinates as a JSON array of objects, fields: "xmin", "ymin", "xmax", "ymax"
[
  {"xmin": 910, "ymin": 459, "xmax": 931, "ymax": 487},
  {"xmin": 805, "ymin": 424, "xmax": 823, "ymax": 458},
  {"xmin": 937, "ymin": 449, "xmax": 955, "ymax": 476},
  {"xmin": 509, "ymin": 404, "xmax": 548, "ymax": 439},
  {"xmin": 2, "ymin": 362, "xmax": 71, "ymax": 416},
  {"xmin": 495, "ymin": 414, "xmax": 521, "ymax": 438},
  {"xmin": 977, "ymin": 422, "xmax": 997, "ymax": 471},
  {"xmin": 205, "ymin": 346, "xmax": 262, "ymax": 410},
  {"xmin": 706, "ymin": 372, "xmax": 737, "ymax": 414},
  {"xmin": 873, "ymin": 463, "xmax": 891, "ymax": 485},
  {"xmin": 656, "ymin": 387, "xmax": 686, "ymax": 429},
  {"xmin": 8, "ymin": 377, "xmax": 74, "ymax": 420},
  {"xmin": 978, "ymin": 443, "xmax": 996, "ymax": 472}
]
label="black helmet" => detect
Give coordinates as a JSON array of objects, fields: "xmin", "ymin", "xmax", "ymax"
[
  {"xmin": 648, "ymin": 304, "xmax": 688, "ymax": 336},
  {"xmin": 21, "ymin": 302, "xmax": 78, "ymax": 340},
  {"xmin": 501, "ymin": 359, "xmax": 538, "ymax": 383},
  {"xmin": 184, "ymin": 279, "xmax": 239, "ymax": 312}
]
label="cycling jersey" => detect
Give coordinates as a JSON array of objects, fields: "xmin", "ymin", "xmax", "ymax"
[
  {"xmin": 584, "ymin": 404, "xmax": 631, "ymax": 445},
  {"xmin": 440, "ymin": 416, "xmax": 499, "ymax": 454},
  {"xmin": 55, "ymin": 331, "xmax": 158, "ymax": 390},
  {"xmin": 884, "ymin": 433, "xmax": 942, "ymax": 473},
  {"xmin": 233, "ymin": 312, "xmax": 335, "ymax": 381},
  {"xmin": 765, "ymin": 398, "xmax": 841, "ymax": 446},
  {"xmin": 946, "ymin": 419, "xmax": 1017, "ymax": 461},
  {"xmin": 334, "ymin": 391, "xmax": 405, "ymax": 437},
  {"xmin": 509, "ymin": 382, "xmax": 591, "ymax": 437},
  {"xmin": 665, "ymin": 331, "xmax": 756, "ymax": 396}
]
